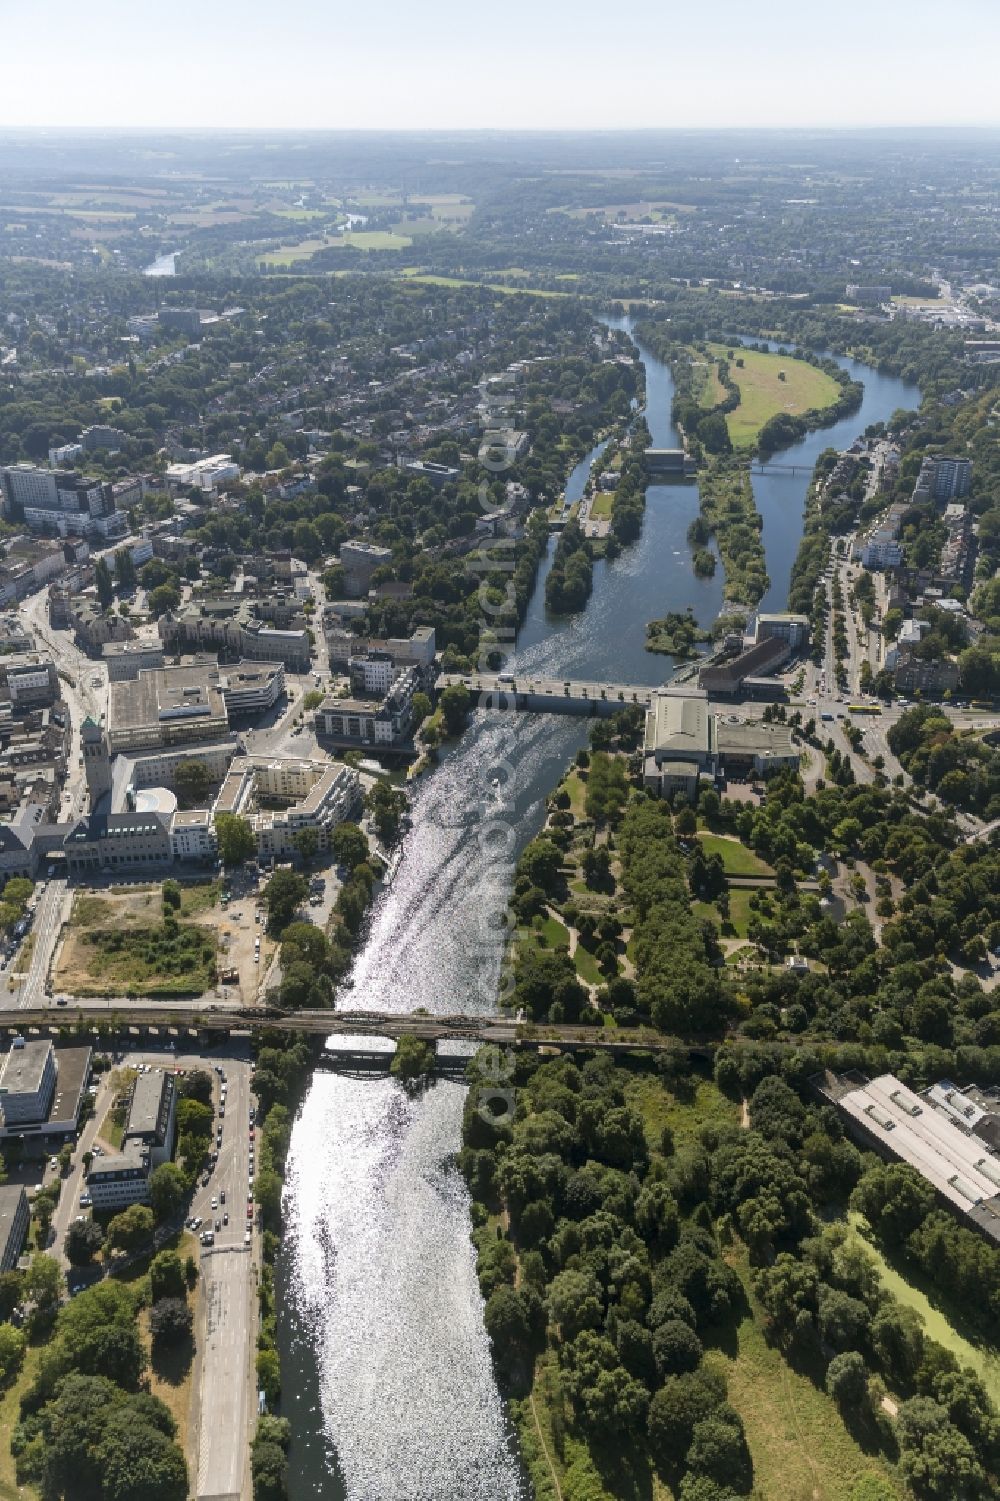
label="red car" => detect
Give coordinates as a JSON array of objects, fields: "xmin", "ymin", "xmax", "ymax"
[{"xmin": 246, "ymin": 1206, "xmax": 253, "ymax": 1220}]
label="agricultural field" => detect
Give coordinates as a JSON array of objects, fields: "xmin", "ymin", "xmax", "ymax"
[{"xmin": 705, "ymin": 342, "xmax": 841, "ymax": 447}]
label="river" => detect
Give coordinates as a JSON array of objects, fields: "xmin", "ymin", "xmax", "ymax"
[{"xmin": 275, "ymin": 318, "xmax": 919, "ymax": 1500}]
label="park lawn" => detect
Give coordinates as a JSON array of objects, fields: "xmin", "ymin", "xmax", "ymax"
[
  {"xmin": 0, "ymin": 1338, "xmax": 42, "ymax": 1499},
  {"xmin": 706, "ymin": 342, "xmax": 841, "ymax": 448},
  {"xmin": 691, "ymin": 888, "xmax": 754, "ymax": 938},
  {"xmin": 537, "ymin": 915, "xmax": 570, "ymax": 950},
  {"xmin": 696, "ymin": 831, "xmax": 773, "ymax": 877},
  {"xmin": 561, "ymin": 770, "xmax": 588, "ymax": 818},
  {"xmin": 625, "ymin": 1071, "xmax": 739, "ymax": 1153},
  {"xmin": 723, "ymin": 1246, "xmax": 903, "ymax": 1501},
  {"xmin": 589, "ymin": 493, "xmax": 614, "ymax": 519},
  {"xmin": 847, "ymin": 1214, "xmax": 1000, "ymax": 1408},
  {"xmin": 573, "ymin": 944, "xmax": 604, "ymax": 987},
  {"xmin": 685, "ymin": 348, "xmax": 728, "ymax": 408}
]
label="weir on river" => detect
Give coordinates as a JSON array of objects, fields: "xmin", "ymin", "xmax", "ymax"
[{"xmin": 275, "ymin": 318, "xmax": 919, "ymax": 1500}]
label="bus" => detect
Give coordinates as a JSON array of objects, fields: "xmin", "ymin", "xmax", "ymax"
[{"xmin": 848, "ymin": 704, "xmax": 882, "ymax": 715}]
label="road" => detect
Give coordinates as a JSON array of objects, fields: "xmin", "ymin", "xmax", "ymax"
[
  {"xmin": 192, "ymin": 1054, "xmax": 256, "ymax": 1501},
  {"xmin": 4, "ymin": 878, "xmax": 70, "ymax": 1008},
  {"xmin": 21, "ymin": 590, "xmax": 106, "ymax": 820},
  {"xmin": 48, "ymin": 1067, "xmax": 114, "ymax": 1268}
]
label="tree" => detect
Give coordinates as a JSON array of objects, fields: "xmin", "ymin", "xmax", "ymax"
[
  {"xmin": 412, "ymin": 691, "xmax": 432, "ymax": 726},
  {"xmin": 215, "ymin": 813, "xmax": 257, "ymax": 865},
  {"xmin": 0, "ymin": 1321, "xmax": 26, "ymax": 1384},
  {"xmin": 826, "ymin": 1350, "xmax": 869, "ymax": 1409},
  {"xmin": 291, "ymin": 827, "xmax": 319, "ymax": 864},
  {"xmin": 263, "ymin": 869, "xmax": 308, "ymax": 933},
  {"xmin": 648, "ymin": 1367, "xmax": 728, "ymax": 1467},
  {"xmin": 24, "ymin": 1252, "xmax": 62, "ymax": 1328},
  {"xmin": 106, "ymin": 1204, "xmax": 154, "ymax": 1254},
  {"xmin": 149, "ymin": 1251, "xmax": 186, "ymax": 1302},
  {"xmin": 98, "ymin": 1408, "xmax": 188, "ymax": 1501},
  {"xmin": 365, "ymin": 780, "xmax": 408, "ymax": 843},
  {"xmin": 95, "ymin": 556, "xmax": 115, "ymax": 609},
  {"xmin": 548, "ymin": 1269, "xmax": 604, "ymax": 1341},
  {"xmin": 149, "ymin": 1297, "xmax": 192, "ymax": 1347},
  {"xmin": 147, "ymin": 583, "xmax": 181, "ymax": 618},
  {"xmin": 390, "ymin": 1034, "xmax": 434, "ymax": 1085},
  {"xmin": 331, "ymin": 822, "xmax": 369, "ymax": 871},
  {"xmin": 177, "ymin": 1068, "xmax": 214, "ymax": 1106},
  {"xmin": 652, "ymin": 1317, "xmax": 703, "ymax": 1377},
  {"xmin": 176, "ymin": 1098, "xmax": 213, "ymax": 1140},
  {"xmin": 256, "ymin": 1347, "xmax": 281, "ymax": 1404},
  {"xmin": 439, "ymin": 683, "xmax": 471, "ymax": 736},
  {"xmin": 686, "ymin": 1412, "xmax": 750, "ymax": 1489},
  {"xmin": 65, "ymin": 1218, "xmax": 105, "ymax": 1266},
  {"xmin": 0, "ymin": 1271, "xmax": 22, "ymax": 1321},
  {"xmin": 174, "ymin": 760, "xmax": 212, "ymax": 807},
  {"xmin": 114, "ymin": 548, "xmax": 137, "ymax": 592}
]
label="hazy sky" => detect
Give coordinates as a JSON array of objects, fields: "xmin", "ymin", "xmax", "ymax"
[{"xmin": 4, "ymin": 0, "xmax": 999, "ymax": 130}]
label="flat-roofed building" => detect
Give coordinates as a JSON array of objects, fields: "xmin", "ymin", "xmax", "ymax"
[
  {"xmin": 170, "ymin": 809, "xmax": 216, "ymax": 862},
  {"xmin": 754, "ymin": 613, "xmax": 810, "ymax": 651},
  {"xmin": 0, "ymin": 1186, "xmax": 29, "ymax": 1270},
  {"xmin": 715, "ymin": 719, "xmax": 799, "ymax": 777},
  {"xmin": 818, "ymin": 1071, "xmax": 1000, "ymax": 1245},
  {"xmin": 0, "ymin": 1039, "xmax": 56, "ymax": 1127},
  {"xmin": 218, "ymin": 662, "xmax": 284, "ymax": 716},
  {"xmin": 124, "ymin": 1069, "xmax": 176, "ymax": 1167},
  {"xmin": 108, "ymin": 665, "xmax": 229, "ymax": 753},
  {"xmin": 642, "ymin": 693, "xmax": 714, "ymax": 798},
  {"xmin": 103, "ymin": 642, "xmax": 166, "ymax": 682},
  {"xmin": 0, "ymin": 1043, "xmax": 91, "ymax": 1145},
  {"xmin": 87, "ymin": 1149, "xmax": 151, "ymax": 1210}
]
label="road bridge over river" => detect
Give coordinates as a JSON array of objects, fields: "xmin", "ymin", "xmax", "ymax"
[{"xmin": 439, "ymin": 672, "xmax": 681, "ymax": 717}]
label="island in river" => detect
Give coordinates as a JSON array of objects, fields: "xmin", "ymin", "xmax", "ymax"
[{"xmin": 645, "ymin": 607, "xmax": 713, "ymax": 658}]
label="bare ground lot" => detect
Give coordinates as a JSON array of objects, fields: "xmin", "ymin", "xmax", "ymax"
[{"xmin": 52, "ymin": 880, "xmax": 276, "ymax": 1002}]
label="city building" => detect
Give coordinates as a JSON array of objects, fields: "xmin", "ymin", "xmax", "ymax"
[
  {"xmin": 641, "ymin": 692, "xmax": 800, "ymax": 798},
  {"xmin": 846, "ymin": 284, "xmax": 892, "ymax": 305},
  {"xmin": 315, "ymin": 668, "xmax": 419, "ymax": 749},
  {"xmin": 0, "ymin": 1038, "xmax": 56, "ymax": 1127},
  {"xmin": 164, "ymin": 455, "xmax": 240, "ymax": 495},
  {"xmin": 339, "ymin": 541, "xmax": 393, "ymax": 598},
  {"xmin": 124, "ymin": 1069, "xmax": 176, "ymax": 1168},
  {"xmin": 931, "ymin": 456, "xmax": 972, "ymax": 502},
  {"xmin": 158, "ymin": 307, "xmax": 203, "ymax": 336},
  {"xmin": 753, "ymin": 613, "xmax": 811, "ymax": 651},
  {"xmin": 108, "ymin": 664, "xmax": 230, "ymax": 754},
  {"xmin": 0, "ymin": 1186, "xmax": 29, "ymax": 1271},
  {"xmin": 212, "ymin": 755, "xmax": 360, "ymax": 858},
  {"xmin": 0, "ymin": 1040, "xmax": 91, "ymax": 1146},
  {"xmin": 0, "ymin": 656, "xmax": 59, "ymax": 709},
  {"xmin": 86, "ymin": 1151, "xmax": 152, "ymax": 1211},
  {"xmin": 103, "ymin": 642, "xmax": 166, "ymax": 682},
  {"xmin": 817, "ymin": 1071, "xmax": 1000, "ymax": 1246},
  {"xmin": 0, "ymin": 465, "xmax": 125, "ymax": 542},
  {"xmin": 159, "ymin": 600, "xmax": 310, "ymax": 672},
  {"xmin": 698, "ymin": 636, "xmax": 790, "ymax": 696},
  {"xmin": 80, "ymin": 424, "xmax": 127, "ymax": 454}
]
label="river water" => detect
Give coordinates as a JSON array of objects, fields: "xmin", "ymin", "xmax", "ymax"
[{"xmin": 275, "ymin": 319, "xmax": 919, "ymax": 1499}]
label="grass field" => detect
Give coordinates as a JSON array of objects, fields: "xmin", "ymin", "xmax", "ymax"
[
  {"xmin": 0, "ymin": 1339, "xmax": 41, "ymax": 1499},
  {"xmin": 705, "ymin": 342, "xmax": 841, "ymax": 448},
  {"xmin": 573, "ymin": 943, "xmax": 604, "ymax": 987},
  {"xmin": 335, "ymin": 230, "xmax": 412, "ymax": 251},
  {"xmin": 696, "ymin": 830, "xmax": 773, "ymax": 877},
  {"xmin": 724, "ymin": 1247, "xmax": 903, "ymax": 1501},
  {"xmin": 693, "ymin": 887, "xmax": 755, "ymax": 938},
  {"xmin": 589, "ymin": 493, "xmax": 614, "ymax": 519},
  {"xmin": 848, "ymin": 1214, "xmax": 1000, "ymax": 1407},
  {"xmin": 626, "ymin": 1071, "xmax": 739, "ymax": 1152}
]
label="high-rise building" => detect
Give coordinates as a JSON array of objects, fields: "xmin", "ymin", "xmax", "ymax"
[{"xmin": 82, "ymin": 716, "xmax": 112, "ymax": 807}]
